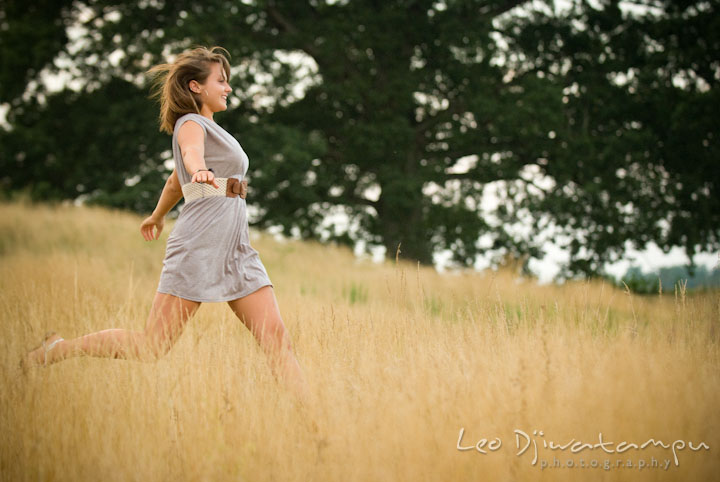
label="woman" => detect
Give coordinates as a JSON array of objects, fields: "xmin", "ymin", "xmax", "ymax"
[{"xmin": 22, "ymin": 46, "xmax": 311, "ymax": 405}]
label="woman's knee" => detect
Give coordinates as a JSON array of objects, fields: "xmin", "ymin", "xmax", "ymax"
[{"xmin": 263, "ymin": 324, "xmax": 294, "ymax": 353}]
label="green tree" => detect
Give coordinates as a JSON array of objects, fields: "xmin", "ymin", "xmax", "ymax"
[
  {"xmin": 2, "ymin": 0, "xmax": 718, "ymax": 276},
  {"xmin": 0, "ymin": 0, "xmax": 73, "ymax": 102},
  {"xmin": 2, "ymin": 78, "xmax": 169, "ymax": 212},
  {"xmin": 503, "ymin": 0, "xmax": 720, "ymax": 275}
]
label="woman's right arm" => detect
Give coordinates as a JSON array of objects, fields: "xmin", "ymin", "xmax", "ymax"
[
  {"xmin": 140, "ymin": 169, "xmax": 183, "ymax": 241},
  {"xmin": 140, "ymin": 120, "xmax": 220, "ymax": 241}
]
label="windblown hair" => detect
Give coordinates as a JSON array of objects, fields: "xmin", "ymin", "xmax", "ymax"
[{"xmin": 146, "ymin": 46, "xmax": 231, "ymax": 134}]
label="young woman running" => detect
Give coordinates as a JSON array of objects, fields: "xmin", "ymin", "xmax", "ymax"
[{"xmin": 22, "ymin": 46, "xmax": 311, "ymax": 406}]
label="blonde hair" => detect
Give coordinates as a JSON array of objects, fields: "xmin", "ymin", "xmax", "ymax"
[{"xmin": 146, "ymin": 46, "xmax": 231, "ymax": 134}]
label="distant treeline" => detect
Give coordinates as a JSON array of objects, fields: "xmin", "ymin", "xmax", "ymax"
[{"xmin": 615, "ymin": 264, "xmax": 720, "ymax": 294}]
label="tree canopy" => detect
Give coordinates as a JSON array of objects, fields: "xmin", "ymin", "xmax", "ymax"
[{"xmin": 2, "ymin": 0, "xmax": 718, "ymax": 278}]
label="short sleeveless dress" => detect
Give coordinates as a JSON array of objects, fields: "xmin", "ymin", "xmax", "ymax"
[{"xmin": 156, "ymin": 113, "xmax": 273, "ymax": 302}]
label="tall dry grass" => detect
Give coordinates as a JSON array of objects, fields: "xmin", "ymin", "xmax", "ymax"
[{"xmin": 1, "ymin": 200, "xmax": 718, "ymax": 481}]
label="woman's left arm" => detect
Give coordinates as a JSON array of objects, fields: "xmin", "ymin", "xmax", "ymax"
[{"xmin": 140, "ymin": 169, "xmax": 183, "ymax": 241}]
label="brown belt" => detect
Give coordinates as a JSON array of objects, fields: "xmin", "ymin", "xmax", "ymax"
[
  {"xmin": 226, "ymin": 178, "xmax": 248, "ymax": 198},
  {"xmin": 181, "ymin": 177, "xmax": 248, "ymax": 202}
]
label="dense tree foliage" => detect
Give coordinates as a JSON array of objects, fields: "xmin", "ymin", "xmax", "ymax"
[
  {"xmin": 1, "ymin": 0, "xmax": 718, "ymax": 277},
  {"xmin": 502, "ymin": 0, "xmax": 720, "ymax": 276}
]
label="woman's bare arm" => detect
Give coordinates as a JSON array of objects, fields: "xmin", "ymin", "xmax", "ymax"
[
  {"xmin": 153, "ymin": 169, "xmax": 183, "ymax": 218},
  {"xmin": 177, "ymin": 120, "xmax": 218, "ymax": 188},
  {"xmin": 140, "ymin": 169, "xmax": 183, "ymax": 241},
  {"xmin": 140, "ymin": 119, "xmax": 219, "ymax": 241}
]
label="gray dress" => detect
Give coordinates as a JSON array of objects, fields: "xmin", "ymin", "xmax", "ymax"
[{"xmin": 156, "ymin": 113, "xmax": 272, "ymax": 302}]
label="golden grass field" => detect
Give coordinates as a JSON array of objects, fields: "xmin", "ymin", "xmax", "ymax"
[{"xmin": 1, "ymin": 200, "xmax": 719, "ymax": 481}]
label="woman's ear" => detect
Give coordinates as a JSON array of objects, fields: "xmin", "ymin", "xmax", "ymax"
[{"xmin": 188, "ymin": 79, "xmax": 200, "ymax": 94}]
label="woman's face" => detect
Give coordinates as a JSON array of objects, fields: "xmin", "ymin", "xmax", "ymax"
[{"xmin": 196, "ymin": 62, "xmax": 232, "ymax": 112}]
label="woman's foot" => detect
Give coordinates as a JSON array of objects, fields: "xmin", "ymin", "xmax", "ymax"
[{"xmin": 20, "ymin": 332, "xmax": 65, "ymax": 372}]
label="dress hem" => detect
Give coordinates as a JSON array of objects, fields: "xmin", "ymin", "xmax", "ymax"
[{"xmin": 156, "ymin": 282, "xmax": 273, "ymax": 303}]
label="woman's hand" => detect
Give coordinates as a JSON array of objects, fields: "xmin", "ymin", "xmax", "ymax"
[
  {"xmin": 191, "ymin": 168, "xmax": 219, "ymax": 188},
  {"xmin": 140, "ymin": 214, "xmax": 165, "ymax": 241}
]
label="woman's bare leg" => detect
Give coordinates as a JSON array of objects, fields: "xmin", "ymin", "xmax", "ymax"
[
  {"xmin": 227, "ymin": 286, "xmax": 311, "ymax": 406},
  {"xmin": 26, "ymin": 292, "xmax": 200, "ymax": 365}
]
